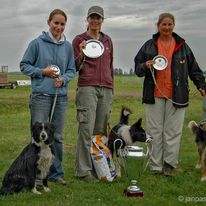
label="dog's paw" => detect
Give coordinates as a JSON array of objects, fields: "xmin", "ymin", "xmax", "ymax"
[
  {"xmin": 32, "ymin": 187, "xmax": 42, "ymax": 195},
  {"xmin": 195, "ymin": 164, "xmax": 202, "ymax": 169},
  {"xmin": 43, "ymin": 187, "xmax": 51, "ymax": 193},
  {"xmin": 201, "ymin": 176, "xmax": 206, "ymax": 181}
]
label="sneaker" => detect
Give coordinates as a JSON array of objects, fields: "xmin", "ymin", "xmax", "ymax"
[{"xmin": 163, "ymin": 162, "xmax": 174, "ymax": 176}]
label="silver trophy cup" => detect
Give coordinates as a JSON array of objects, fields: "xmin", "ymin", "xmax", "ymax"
[{"xmin": 123, "ymin": 138, "xmax": 152, "ymax": 197}]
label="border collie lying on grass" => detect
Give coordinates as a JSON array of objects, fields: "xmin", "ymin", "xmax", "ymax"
[{"xmin": 0, "ymin": 122, "xmax": 55, "ymax": 195}]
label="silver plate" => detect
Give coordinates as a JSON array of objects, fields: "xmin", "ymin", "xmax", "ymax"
[
  {"xmin": 83, "ymin": 39, "xmax": 104, "ymax": 58},
  {"xmin": 50, "ymin": 65, "xmax": 60, "ymax": 75},
  {"xmin": 153, "ymin": 55, "xmax": 168, "ymax": 70}
]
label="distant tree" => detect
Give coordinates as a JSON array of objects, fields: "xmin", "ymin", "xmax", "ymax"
[
  {"xmin": 129, "ymin": 68, "xmax": 134, "ymax": 75},
  {"xmin": 114, "ymin": 68, "xmax": 119, "ymax": 75},
  {"xmin": 118, "ymin": 68, "xmax": 123, "ymax": 75}
]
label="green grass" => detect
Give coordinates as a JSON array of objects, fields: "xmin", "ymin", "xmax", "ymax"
[{"xmin": 0, "ymin": 75, "xmax": 206, "ymax": 206}]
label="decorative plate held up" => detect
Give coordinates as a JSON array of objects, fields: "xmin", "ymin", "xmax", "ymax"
[{"xmin": 83, "ymin": 39, "xmax": 104, "ymax": 58}]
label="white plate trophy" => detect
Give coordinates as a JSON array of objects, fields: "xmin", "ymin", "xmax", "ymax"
[
  {"xmin": 50, "ymin": 65, "xmax": 60, "ymax": 76},
  {"xmin": 82, "ymin": 39, "xmax": 104, "ymax": 58},
  {"xmin": 123, "ymin": 138, "xmax": 153, "ymax": 198},
  {"xmin": 153, "ymin": 55, "xmax": 168, "ymax": 70}
]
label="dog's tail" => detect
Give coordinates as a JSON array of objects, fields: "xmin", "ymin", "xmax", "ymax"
[
  {"xmin": 0, "ymin": 180, "xmax": 24, "ymax": 195},
  {"xmin": 119, "ymin": 106, "xmax": 132, "ymax": 125},
  {"xmin": 188, "ymin": 120, "xmax": 198, "ymax": 134},
  {"xmin": 0, "ymin": 186, "xmax": 13, "ymax": 195}
]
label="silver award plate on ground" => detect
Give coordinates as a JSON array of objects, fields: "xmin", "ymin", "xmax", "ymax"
[
  {"xmin": 82, "ymin": 39, "xmax": 104, "ymax": 58},
  {"xmin": 153, "ymin": 55, "xmax": 168, "ymax": 70}
]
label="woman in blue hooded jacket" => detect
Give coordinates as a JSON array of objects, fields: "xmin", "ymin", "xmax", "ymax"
[{"xmin": 20, "ymin": 9, "xmax": 76, "ymax": 185}]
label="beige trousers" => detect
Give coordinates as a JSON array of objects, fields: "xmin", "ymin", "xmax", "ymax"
[
  {"xmin": 145, "ymin": 98, "xmax": 186, "ymax": 171},
  {"xmin": 75, "ymin": 86, "xmax": 112, "ymax": 177}
]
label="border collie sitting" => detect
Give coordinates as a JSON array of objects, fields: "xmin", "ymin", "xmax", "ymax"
[
  {"xmin": 188, "ymin": 120, "xmax": 206, "ymax": 181},
  {"xmin": 0, "ymin": 122, "xmax": 55, "ymax": 195},
  {"xmin": 108, "ymin": 107, "xmax": 147, "ymax": 177}
]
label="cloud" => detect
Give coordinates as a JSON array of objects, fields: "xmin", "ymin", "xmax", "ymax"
[{"xmin": 0, "ymin": 0, "xmax": 206, "ymax": 71}]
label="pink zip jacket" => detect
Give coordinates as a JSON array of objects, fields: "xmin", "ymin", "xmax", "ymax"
[{"xmin": 72, "ymin": 32, "xmax": 113, "ymax": 89}]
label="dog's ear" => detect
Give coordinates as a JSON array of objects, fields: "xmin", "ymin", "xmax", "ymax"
[
  {"xmin": 130, "ymin": 118, "xmax": 142, "ymax": 131},
  {"xmin": 120, "ymin": 106, "xmax": 132, "ymax": 125},
  {"xmin": 133, "ymin": 118, "xmax": 142, "ymax": 127},
  {"xmin": 199, "ymin": 120, "xmax": 206, "ymax": 131},
  {"xmin": 137, "ymin": 118, "xmax": 142, "ymax": 126},
  {"xmin": 188, "ymin": 120, "xmax": 199, "ymax": 134},
  {"xmin": 32, "ymin": 122, "xmax": 40, "ymax": 131},
  {"xmin": 32, "ymin": 122, "xmax": 41, "ymax": 127}
]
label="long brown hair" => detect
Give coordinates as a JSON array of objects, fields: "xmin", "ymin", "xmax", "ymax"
[
  {"xmin": 48, "ymin": 9, "xmax": 67, "ymax": 22},
  {"xmin": 157, "ymin": 13, "xmax": 175, "ymax": 27}
]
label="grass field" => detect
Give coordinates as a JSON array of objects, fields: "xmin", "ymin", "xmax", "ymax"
[{"xmin": 0, "ymin": 74, "xmax": 206, "ymax": 206}]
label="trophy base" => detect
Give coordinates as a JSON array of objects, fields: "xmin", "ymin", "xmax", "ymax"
[{"xmin": 123, "ymin": 189, "xmax": 144, "ymax": 197}]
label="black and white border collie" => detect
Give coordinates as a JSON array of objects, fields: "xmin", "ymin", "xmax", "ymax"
[
  {"xmin": 188, "ymin": 120, "xmax": 206, "ymax": 181},
  {"xmin": 0, "ymin": 122, "xmax": 55, "ymax": 195},
  {"xmin": 108, "ymin": 107, "xmax": 147, "ymax": 177}
]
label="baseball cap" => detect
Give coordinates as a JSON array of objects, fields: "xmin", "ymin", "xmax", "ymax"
[{"xmin": 87, "ymin": 6, "xmax": 104, "ymax": 18}]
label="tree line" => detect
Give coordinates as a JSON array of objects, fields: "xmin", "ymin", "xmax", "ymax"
[{"xmin": 114, "ymin": 68, "xmax": 135, "ymax": 76}]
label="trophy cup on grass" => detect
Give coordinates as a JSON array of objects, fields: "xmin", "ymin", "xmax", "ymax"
[{"xmin": 123, "ymin": 138, "xmax": 152, "ymax": 198}]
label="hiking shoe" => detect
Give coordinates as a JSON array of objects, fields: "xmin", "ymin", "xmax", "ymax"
[
  {"xmin": 49, "ymin": 178, "xmax": 67, "ymax": 185},
  {"xmin": 56, "ymin": 178, "xmax": 67, "ymax": 185},
  {"xmin": 80, "ymin": 174, "xmax": 98, "ymax": 182},
  {"xmin": 163, "ymin": 162, "xmax": 174, "ymax": 176},
  {"xmin": 151, "ymin": 170, "xmax": 162, "ymax": 175}
]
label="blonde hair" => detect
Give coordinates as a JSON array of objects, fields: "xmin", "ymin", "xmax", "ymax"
[{"xmin": 157, "ymin": 13, "xmax": 175, "ymax": 27}]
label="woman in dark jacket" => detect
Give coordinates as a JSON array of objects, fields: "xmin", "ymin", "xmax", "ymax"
[{"xmin": 134, "ymin": 13, "xmax": 206, "ymax": 176}]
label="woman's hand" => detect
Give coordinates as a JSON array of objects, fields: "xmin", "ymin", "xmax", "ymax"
[
  {"xmin": 42, "ymin": 65, "xmax": 59, "ymax": 78},
  {"xmin": 55, "ymin": 77, "xmax": 64, "ymax": 88},
  {"xmin": 77, "ymin": 40, "xmax": 87, "ymax": 70},
  {"xmin": 79, "ymin": 40, "xmax": 87, "ymax": 52},
  {"xmin": 79, "ymin": 40, "xmax": 86, "ymax": 59},
  {"xmin": 145, "ymin": 60, "xmax": 156, "ymax": 69},
  {"xmin": 199, "ymin": 88, "xmax": 206, "ymax": 96}
]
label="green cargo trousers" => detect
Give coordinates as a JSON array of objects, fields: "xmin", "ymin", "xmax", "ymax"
[{"xmin": 75, "ymin": 86, "xmax": 112, "ymax": 177}]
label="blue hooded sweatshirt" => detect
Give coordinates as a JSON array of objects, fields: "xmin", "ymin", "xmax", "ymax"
[{"xmin": 20, "ymin": 31, "xmax": 76, "ymax": 95}]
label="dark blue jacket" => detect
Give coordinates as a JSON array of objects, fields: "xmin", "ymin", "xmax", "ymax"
[{"xmin": 134, "ymin": 32, "xmax": 206, "ymax": 108}]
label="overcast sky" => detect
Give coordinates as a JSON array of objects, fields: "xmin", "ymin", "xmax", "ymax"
[{"xmin": 0, "ymin": 0, "xmax": 206, "ymax": 72}]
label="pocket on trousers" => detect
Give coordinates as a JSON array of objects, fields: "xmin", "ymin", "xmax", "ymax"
[{"xmin": 76, "ymin": 106, "xmax": 88, "ymax": 123}]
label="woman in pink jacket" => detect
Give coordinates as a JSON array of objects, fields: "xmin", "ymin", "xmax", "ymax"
[{"xmin": 72, "ymin": 5, "xmax": 114, "ymax": 181}]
